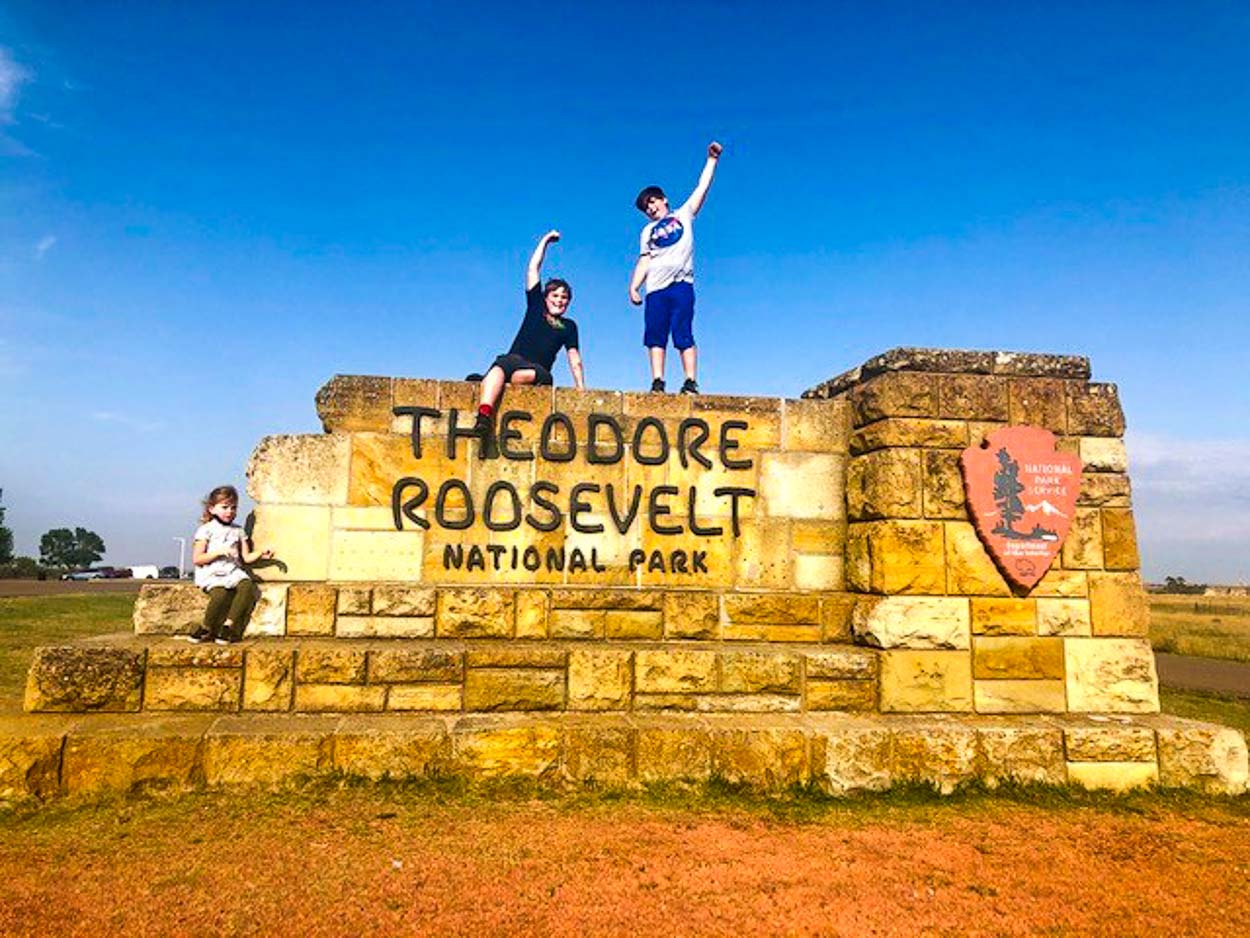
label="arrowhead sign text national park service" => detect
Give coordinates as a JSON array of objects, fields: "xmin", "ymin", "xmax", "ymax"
[{"xmin": 959, "ymin": 426, "xmax": 1082, "ymax": 591}]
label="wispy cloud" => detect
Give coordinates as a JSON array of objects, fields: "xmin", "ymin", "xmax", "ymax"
[
  {"xmin": 34, "ymin": 235, "xmax": 56, "ymax": 259},
  {"xmin": 91, "ymin": 411, "xmax": 166, "ymax": 434},
  {"xmin": 1128, "ymin": 432, "xmax": 1250, "ymax": 500},
  {"xmin": 0, "ymin": 47, "xmax": 31, "ymax": 124}
]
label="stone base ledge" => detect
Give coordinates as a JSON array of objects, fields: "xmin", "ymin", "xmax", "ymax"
[{"xmin": 1, "ymin": 711, "xmax": 1243, "ymax": 803}]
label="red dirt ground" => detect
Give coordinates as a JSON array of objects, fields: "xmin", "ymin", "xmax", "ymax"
[{"xmin": 1, "ymin": 790, "xmax": 1247, "ymax": 937}]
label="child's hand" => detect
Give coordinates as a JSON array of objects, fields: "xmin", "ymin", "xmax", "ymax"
[
  {"xmin": 260, "ymin": 549, "xmax": 274, "ymax": 561},
  {"xmin": 708, "ymin": 141, "xmax": 723, "ymax": 159},
  {"xmin": 629, "ymin": 286, "xmax": 643, "ymax": 305},
  {"xmin": 544, "ymin": 229, "xmax": 561, "ymax": 243}
]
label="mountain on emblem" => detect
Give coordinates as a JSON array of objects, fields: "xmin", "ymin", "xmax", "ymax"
[{"xmin": 960, "ymin": 426, "xmax": 1082, "ymax": 591}]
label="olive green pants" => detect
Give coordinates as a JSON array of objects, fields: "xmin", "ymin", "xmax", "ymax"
[{"xmin": 203, "ymin": 579, "xmax": 259, "ymax": 641}]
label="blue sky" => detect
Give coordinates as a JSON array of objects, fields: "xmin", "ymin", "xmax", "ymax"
[{"xmin": 1, "ymin": 1, "xmax": 1248, "ymax": 582}]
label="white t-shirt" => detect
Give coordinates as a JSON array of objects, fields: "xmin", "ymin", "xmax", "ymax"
[
  {"xmin": 639, "ymin": 202, "xmax": 695, "ymax": 293},
  {"xmin": 193, "ymin": 519, "xmax": 249, "ymax": 590}
]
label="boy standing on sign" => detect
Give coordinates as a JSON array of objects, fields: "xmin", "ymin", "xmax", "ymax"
[{"xmin": 629, "ymin": 141, "xmax": 723, "ymax": 394}]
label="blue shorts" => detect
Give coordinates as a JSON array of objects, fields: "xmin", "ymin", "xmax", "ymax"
[{"xmin": 643, "ymin": 281, "xmax": 695, "ymax": 350}]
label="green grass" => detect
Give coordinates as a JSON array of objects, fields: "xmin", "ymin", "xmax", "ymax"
[
  {"xmin": 1150, "ymin": 595, "xmax": 1250, "ymax": 664},
  {"xmin": 0, "ymin": 594, "xmax": 135, "ymax": 710},
  {"xmin": 1160, "ymin": 688, "xmax": 1250, "ymax": 738}
]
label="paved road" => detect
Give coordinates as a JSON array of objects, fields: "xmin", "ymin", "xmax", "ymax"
[{"xmin": 1156, "ymin": 652, "xmax": 1250, "ymax": 699}]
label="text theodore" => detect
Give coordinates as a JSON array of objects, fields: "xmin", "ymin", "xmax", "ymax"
[{"xmin": 388, "ymin": 407, "xmax": 757, "ymax": 573}]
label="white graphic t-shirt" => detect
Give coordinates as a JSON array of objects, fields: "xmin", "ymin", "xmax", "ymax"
[
  {"xmin": 639, "ymin": 202, "xmax": 695, "ymax": 293},
  {"xmin": 193, "ymin": 519, "xmax": 249, "ymax": 590}
]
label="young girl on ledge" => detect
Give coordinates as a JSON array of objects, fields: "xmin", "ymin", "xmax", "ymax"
[{"xmin": 187, "ymin": 485, "xmax": 271, "ymax": 644}]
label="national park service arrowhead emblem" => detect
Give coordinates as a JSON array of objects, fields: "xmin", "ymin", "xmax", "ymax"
[{"xmin": 960, "ymin": 426, "xmax": 1082, "ymax": 591}]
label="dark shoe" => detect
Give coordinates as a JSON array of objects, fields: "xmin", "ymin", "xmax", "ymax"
[
  {"xmin": 464, "ymin": 373, "xmax": 485, "ymax": 382},
  {"xmin": 650, "ymin": 378, "xmax": 666, "ymax": 393},
  {"xmin": 184, "ymin": 629, "xmax": 211, "ymax": 644},
  {"xmin": 680, "ymin": 378, "xmax": 699, "ymax": 395},
  {"xmin": 474, "ymin": 412, "xmax": 498, "ymax": 459}
]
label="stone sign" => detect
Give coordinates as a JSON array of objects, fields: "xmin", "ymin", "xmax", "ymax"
[{"xmin": 960, "ymin": 425, "xmax": 1081, "ymax": 590}]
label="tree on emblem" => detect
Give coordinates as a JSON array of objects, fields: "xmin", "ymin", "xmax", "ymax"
[{"xmin": 992, "ymin": 448, "xmax": 1025, "ymax": 537}]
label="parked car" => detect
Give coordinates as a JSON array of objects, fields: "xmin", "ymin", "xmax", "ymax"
[
  {"xmin": 100, "ymin": 567, "xmax": 131, "ymax": 579},
  {"xmin": 61, "ymin": 569, "xmax": 104, "ymax": 581},
  {"xmin": 130, "ymin": 565, "xmax": 160, "ymax": 580},
  {"xmin": 159, "ymin": 566, "xmax": 181, "ymax": 579}
]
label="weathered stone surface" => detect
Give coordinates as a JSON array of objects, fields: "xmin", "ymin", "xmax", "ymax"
[
  {"xmin": 1088, "ymin": 571, "xmax": 1149, "ymax": 637},
  {"xmin": 864, "ymin": 348, "xmax": 997, "ymax": 380},
  {"xmin": 759, "ymin": 452, "xmax": 843, "ymax": 520},
  {"xmin": 250, "ymin": 504, "xmax": 332, "ymax": 581},
  {"xmin": 664, "ymin": 593, "xmax": 719, "ymax": 639},
  {"xmin": 0, "ymin": 717, "xmax": 70, "ymax": 801},
  {"xmin": 853, "ymin": 596, "xmax": 971, "ymax": 650},
  {"xmin": 820, "ymin": 595, "xmax": 856, "ymax": 643},
  {"xmin": 1066, "ymin": 760, "xmax": 1157, "ymax": 791},
  {"xmin": 1033, "ymin": 567, "xmax": 1088, "ymax": 598},
  {"xmin": 437, "ymin": 588, "xmax": 514, "ymax": 638},
  {"xmin": 463, "ymin": 669, "xmax": 564, "ymax": 711},
  {"xmin": 944, "ymin": 522, "xmax": 1012, "ymax": 597},
  {"xmin": 846, "ymin": 448, "xmax": 922, "ymax": 520},
  {"xmin": 710, "ymin": 723, "xmax": 808, "ymax": 788},
  {"xmin": 369, "ymin": 648, "xmax": 462, "ymax": 683},
  {"xmin": 806, "ymin": 681, "xmax": 877, "ymax": 711},
  {"xmin": 335, "ymin": 615, "xmax": 433, "ymax": 639},
  {"xmin": 203, "ymin": 715, "xmax": 334, "ymax": 786},
  {"xmin": 549, "ymin": 609, "xmax": 604, "ymax": 639},
  {"xmin": 315, "ymin": 374, "xmax": 393, "ymax": 432},
  {"xmin": 562, "ymin": 720, "xmax": 635, "ymax": 785},
  {"xmin": 1067, "ymin": 383, "xmax": 1125, "ymax": 436},
  {"xmin": 1036, "ymin": 598, "xmax": 1092, "ymax": 637},
  {"xmin": 133, "ymin": 583, "xmax": 208, "ymax": 635},
  {"xmin": 330, "ymin": 529, "xmax": 425, "ymax": 582},
  {"xmin": 805, "ymin": 648, "xmax": 878, "ymax": 680},
  {"xmin": 1156, "ymin": 721, "xmax": 1249, "ymax": 795},
  {"xmin": 1065, "ymin": 724, "xmax": 1155, "ymax": 762},
  {"xmin": 466, "ymin": 647, "xmax": 566, "ymax": 669},
  {"xmin": 1006, "ymin": 378, "xmax": 1067, "ymax": 433},
  {"xmin": 451, "ymin": 718, "xmax": 561, "ymax": 778},
  {"xmin": 970, "ymin": 598, "xmax": 1037, "ymax": 636},
  {"xmin": 720, "ymin": 651, "xmax": 800, "ymax": 694},
  {"xmin": 693, "ymin": 694, "xmax": 800, "ymax": 713},
  {"xmin": 249, "ymin": 584, "xmax": 288, "ymax": 637},
  {"xmin": 846, "ymin": 521, "xmax": 947, "ymax": 595},
  {"xmin": 794, "ymin": 554, "xmax": 843, "ymax": 592},
  {"xmin": 145, "ymin": 668, "xmax": 242, "ymax": 711},
  {"xmin": 815, "ymin": 722, "xmax": 893, "ymax": 794},
  {"xmin": 294, "ymin": 684, "xmax": 386, "ymax": 712},
  {"xmin": 851, "ymin": 419, "xmax": 969, "ymax": 454},
  {"xmin": 636, "ymin": 720, "xmax": 714, "ymax": 782},
  {"xmin": 879, "ymin": 651, "xmax": 973, "ymax": 712},
  {"xmin": 243, "ymin": 648, "xmax": 294, "ymax": 711},
  {"xmin": 722, "ymin": 622, "xmax": 822, "ymax": 643},
  {"xmin": 25, "ymin": 647, "xmax": 144, "ymax": 713},
  {"xmin": 1065, "ymin": 638, "xmax": 1158, "ymax": 713},
  {"xmin": 783, "ymin": 398, "xmax": 850, "ymax": 453},
  {"xmin": 851, "ymin": 372, "xmax": 940, "ymax": 424},
  {"xmin": 992, "ymin": 352, "xmax": 1090, "ymax": 379},
  {"xmin": 147, "ymin": 644, "xmax": 244, "ymax": 668},
  {"xmin": 977, "ymin": 725, "xmax": 1066, "ymax": 786},
  {"xmin": 61, "ymin": 716, "xmax": 212, "ymax": 795},
  {"xmin": 1079, "ymin": 437, "xmax": 1128, "ymax": 473},
  {"xmin": 892, "ymin": 722, "xmax": 979, "ymax": 793},
  {"xmin": 332, "ymin": 716, "xmax": 449, "ymax": 780},
  {"xmin": 295, "ymin": 646, "xmax": 367, "ymax": 684},
  {"xmin": 973, "ymin": 637, "xmax": 1065, "ymax": 680},
  {"xmin": 286, "ymin": 584, "xmax": 337, "ymax": 636},
  {"xmin": 1061, "ymin": 508, "xmax": 1104, "ymax": 570},
  {"xmin": 1078, "ymin": 473, "xmax": 1132, "ymax": 508},
  {"xmin": 973, "ymin": 680, "xmax": 1065, "ymax": 714},
  {"xmin": 938, "ymin": 374, "xmax": 1009, "ymax": 421},
  {"xmin": 514, "ymin": 590, "xmax": 549, "ymax": 639},
  {"xmin": 568, "ymin": 650, "xmax": 633, "ymax": 711},
  {"xmin": 921, "ymin": 449, "xmax": 967, "ymax": 520},
  {"xmin": 604, "ymin": 610, "xmax": 664, "ymax": 640},
  {"xmin": 733, "ymin": 520, "xmax": 793, "ymax": 589},
  {"xmin": 246, "ymin": 433, "xmax": 350, "ymax": 504},
  {"xmin": 372, "ymin": 586, "xmax": 436, "ymax": 617},
  {"xmin": 635, "ymin": 650, "xmax": 717, "ymax": 693},
  {"xmin": 724, "ymin": 594, "xmax": 820, "ymax": 625},
  {"xmin": 1100, "ymin": 510, "xmax": 1140, "ymax": 570},
  {"xmin": 336, "ymin": 586, "xmax": 372, "ymax": 616},
  {"xmin": 386, "ymin": 684, "xmax": 462, "ymax": 711}
]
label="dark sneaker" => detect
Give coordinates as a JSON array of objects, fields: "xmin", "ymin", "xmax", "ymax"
[
  {"xmin": 464, "ymin": 373, "xmax": 485, "ymax": 382},
  {"xmin": 214, "ymin": 636, "xmax": 233, "ymax": 646},
  {"xmin": 474, "ymin": 412, "xmax": 498, "ymax": 459},
  {"xmin": 680, "ymin": 378, "xmax": 699, "ymax": 395},
  {"xmin": 650, "ymin": 378, "xmax": 666, "ymax": 393},
  {"xmin": 184, "ymin": 629, "xmax": 211, "ymax": 644}
]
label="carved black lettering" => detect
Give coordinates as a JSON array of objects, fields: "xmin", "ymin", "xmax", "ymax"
[
  {"xmin": 498, "ymin": 411, "xmax": 535, "ymax": 461},
  {"xmin": 719, "ymin": 419, "xmax": 753, "ymax": 470},
  {"xmin": 487, "ymin": 544, "xmax": 506, "ymax": 569},
  {"xmin": 628, "ymin": 549, "xmax": 645, "ymax": 572},
  {"xmin": 677, "ymin": 417, "xmax": 713, "ymax": 469},
  {"xmin": 393, "ymin": 406, "xmax": 440, "ymax": 458},
  {"xmin": 587, "ymin": 413, "xmax": 625, "ymax": 464},
  {"xmin": 540, "ymin": 412, "xmax": 577, "ymax": 462},
  {"xmin": 434, "ymin": 479, "xmax": 475, "ymax": 530},
  {"xmin": 523, "ymin": 546, "xmax": 541, "ymax": 571},
  {"xmin": 604, "ymin": 484, "xmax": 642, "ymax": 535},
  {"xmin": 686, "ymin": 486, "xmax": 723, "ymax": 536},
  {"xmin": 632, "ymin": 416, "xmax": 670, "ymax": 465},
  {"xmin": 648, "ymin": 485, "xmax": 683, "ymax": 535},
  {"xmin": 391, "ymin": 477, "xmax": 430, "ymax": 530},
  {"xmin": 591, "ymin": 548, "xmax": 606, "ymax": 572},
  {"xmin": 443, "ymin": 544, "xmax": 464, "ymax": 569},
  {"xmin": 545, "ymin": 547, "xmax": 566, "ymax": 571},
  {"xmin": 569, "ymin": 548, "xmax": 588, "ymax": 573},
  {"xmin": 646, "ymin": 550, "xmax": 666, "ymax": 573},
  {"xmin": 713, "ymin": 486, "xmax": 756, "ymax": 537},
  {"xmin": 569, "ymin": 483, "xmax": 604, "ymax": 534},
  {"xmin": 526, "ymin": 481, "xmax": 563, "ymax": 532},
  {"xmin": 671, "ymin": 550, "xmax": 689, "ymax": 573},
  {"xmin": 692, "ymin": 551, "xmax": 708, "ymax": 573},
  {"xmin": 446, "ymin": 409, "xmax": 482, "ymax": 459},
  {"xmin": 483, "ymin": 480, "xmax": 522, "ymax": 531},
  {"xmin": 466, "ymin": 545, "xmax": 486, "ymax": 571}
]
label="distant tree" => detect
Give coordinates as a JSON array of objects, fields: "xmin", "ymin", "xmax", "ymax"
[
  {"xmin": 39, "ymin": 527, "xmax": 106, "ymax": 569},
  {"xmin": 0, "ymin": 490, "xmax": 13, "ymax": 564},
  {"xmin": 1162, "ymin": 575, "xmax": 1207, "ymax": 595},
  {"xmin": 0, "ymin": 556, "xmax": 43, "ymax": 579}
]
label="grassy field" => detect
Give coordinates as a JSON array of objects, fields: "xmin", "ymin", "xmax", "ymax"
[{"xmin": 1149, "ymin": 594, "xmax": 1250, "ymax": 664}]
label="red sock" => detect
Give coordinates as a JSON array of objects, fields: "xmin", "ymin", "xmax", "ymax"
[{"xmin": 478, "ymin": 404, "xmax": 493, "ymax": 418}]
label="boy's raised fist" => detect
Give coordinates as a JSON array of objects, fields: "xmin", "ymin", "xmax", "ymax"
[
  {"xmin": 708, "ymin": 141, "xmax": 723, "ymax": 158},
  {"xmin": 544, "ymin": 229, "xmax": 561, "ymax": 242}
]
